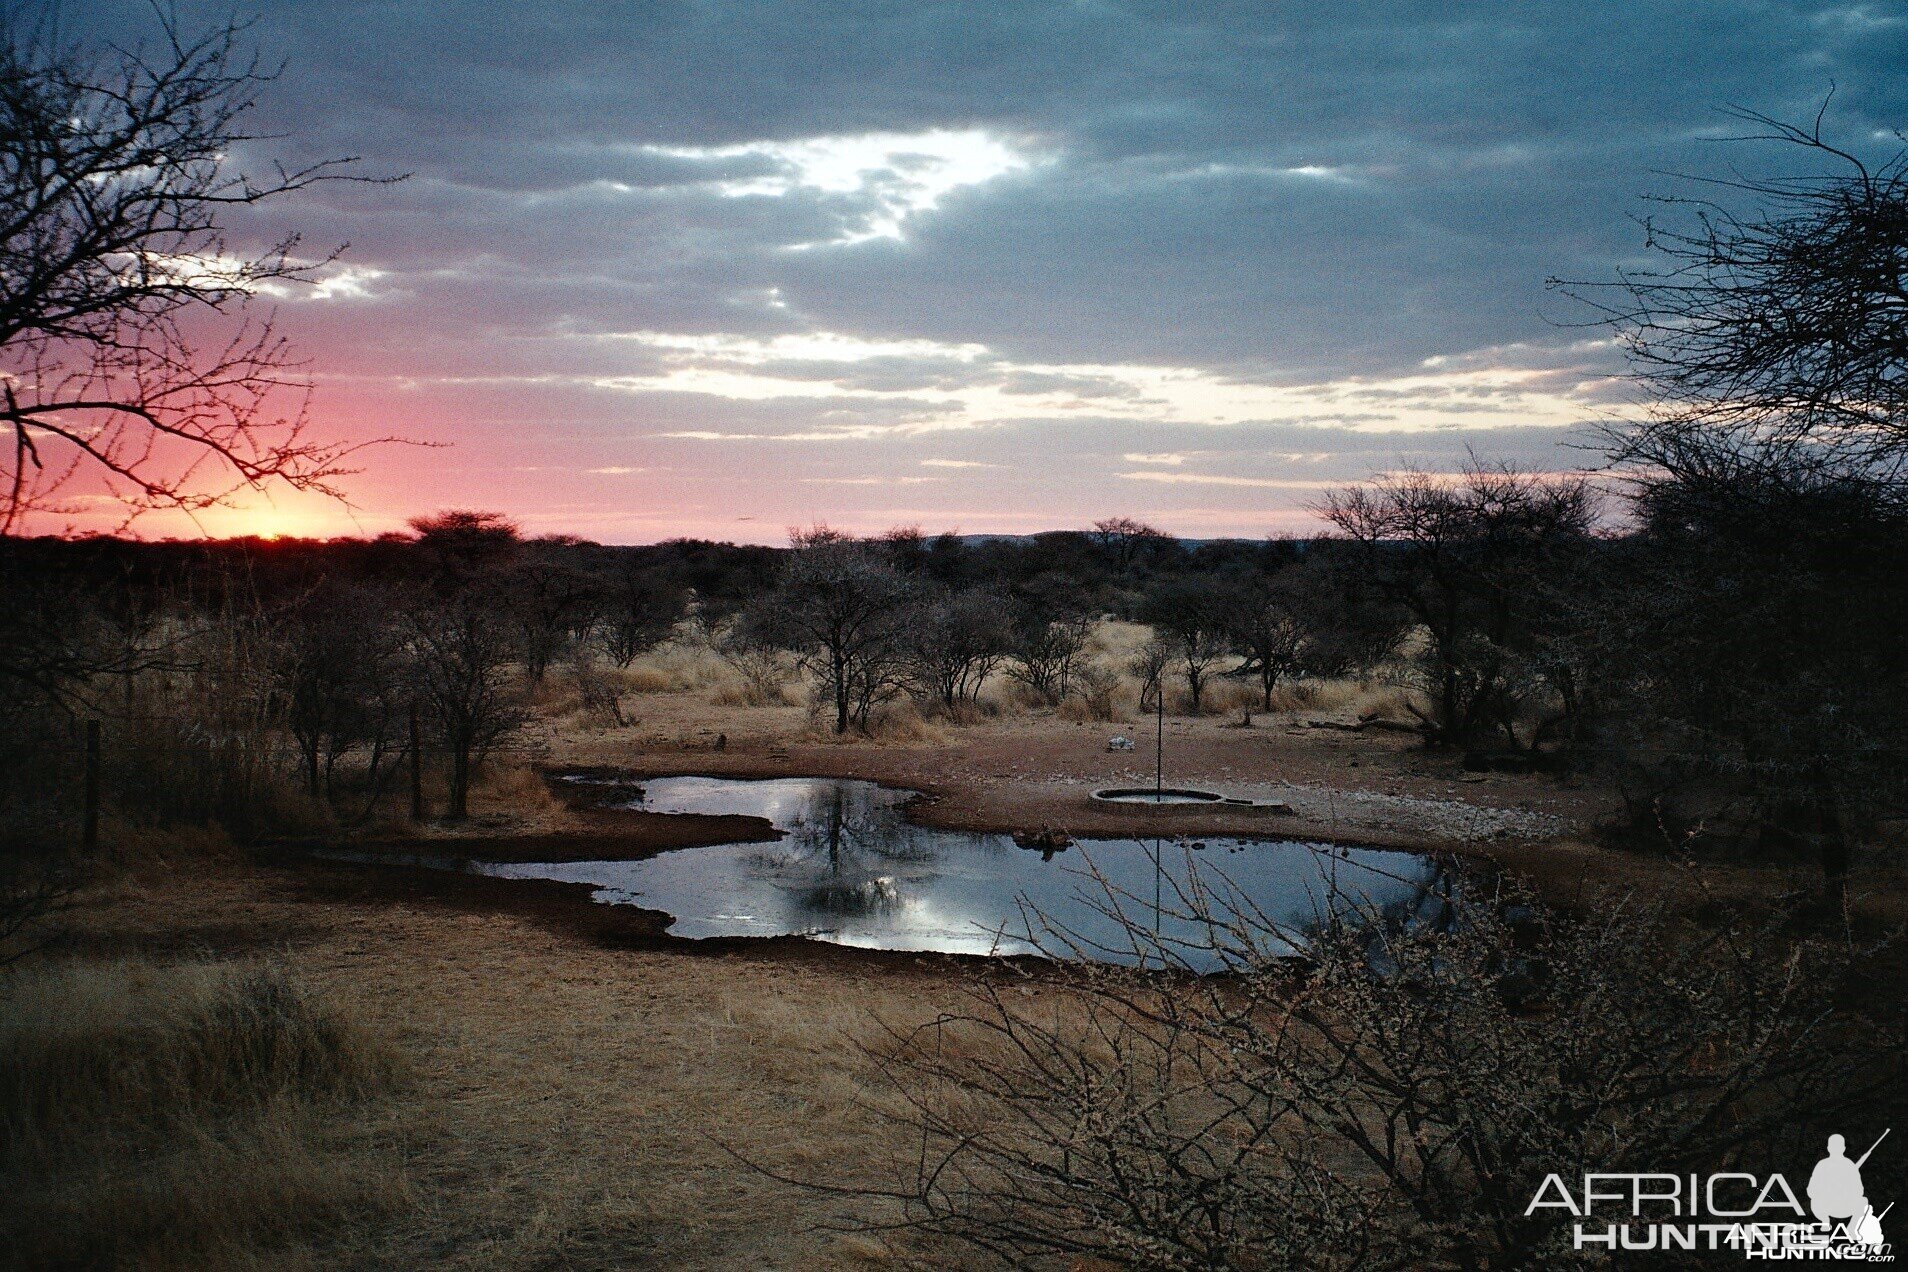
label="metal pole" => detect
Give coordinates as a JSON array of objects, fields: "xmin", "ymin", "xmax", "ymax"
[
  {"xmin": 82, "ymin": 718, "xmax": 101, "ymax": 853},
  {"xmin": 1155, "ymin": 679, "xmax": 1164, "ymax": 800}
]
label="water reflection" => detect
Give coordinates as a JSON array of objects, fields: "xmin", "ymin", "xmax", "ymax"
[{"xmin": 480, "ymin": 777, "xmax": 1445, "ymax": 970}]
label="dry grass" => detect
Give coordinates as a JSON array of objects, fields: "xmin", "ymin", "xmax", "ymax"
[
  {"xmin": 16, "ymin": 625, "xmax": 1655, "ymax": 1268},
  {"xmin": 709, "ymin": 676, "xmax": 798, "ymax": 708},
  {"xmin": 1258, "ymin": 675, "xmax": 1422, "ymax": 721},
  {"xmin": 1084, "ymin": 619, "xmax": 1153, "ymax": 662},
  {"xmin": 1056, "ymin": 662, "xmax": 1129, "ymax": 722},
  {"xmin": 618, "ymin": 665, "xmax": 680, "ymax": 693},
  {"xmin": 0, "ymin": 956, "xmax": 406, "ymax": 1270},
  {"xmin": 591, "ymin": 618, "xmax": 1428, "ymax": 735},
  {"xmin": 623, "ymin": 633, "xmax": 732, "ymax": 694},
  {"xmin": 852, "ymin": 699, "xmax": 951, "ymax": 745},
  {"xmin": 468, "ymin": 760, "xmax": 568, "ymax": 818}
]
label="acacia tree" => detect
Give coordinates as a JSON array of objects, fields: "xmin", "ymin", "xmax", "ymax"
[
  {"xmin": 1088, "ymin": 516, "xmax": 1167, "ymax": 572},
  {"xmin": 905, "ymin": 588, "xmax": 1014, "ymax": 712},
  {"xmin": 407, "ymin": 509, "xmax": 521, "ymax": 589},
  {"xmin": 1, "ymin": 10, "xmax": 388, "ymax": 532},
  {"xmin": 505, "ymin": 541, "xmax": 600, "ymax": 684},
  {"xmin": 745, "ymin": 527, "xmax": 914, "ymax": 734},
  {"xmin": 1003, "ymin": 609, "xmax": 1092, "ymax": 705},
  {"xmin": 1318, "ymin": 463, "xmax": 1594, "ymax": 749},
  {"xmin": 1221, "ymin": 566, "xmax": 1309, "ymax": 711},
  {"xmin": 1139, "ymin": 576, "xmax": 1233, "ymax": 712},
  {"xmin": 275, "ymin": 581, "xmax": 409, "ymax": 804},
  {"xmin": 848, "ymin": 881, "xmax": 1899, "ymax": 1270},
  {"xmin": 409, "ymin": 593, "xmax": 525, "ymax": 820},
  {"xmin": 593, "ymin": 554, "xmax": 683, "ymax": 668},
  {"xmin": 1554, "ymin": 105, "xmax": 1908, "ymax": 477},
  {"xmin": 1555, "ymin": 114, "xmax": 1908, "ymax": 885}
]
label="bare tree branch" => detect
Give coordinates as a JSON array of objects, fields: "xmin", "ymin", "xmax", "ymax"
[{"xmin": 0, "ymin": 4, "xmax": 404, "ymax": 531}]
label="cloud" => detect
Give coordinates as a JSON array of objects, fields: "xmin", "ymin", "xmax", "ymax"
[
  {"xmin": 1118, "ymin": 471, "xmax": 1341, "ymax": 490},
  {"xmin": 641, "ymin": 129, "xmax": 1040, "ymax": 245},
  {"xmin": 800, "ymin": 475, "xmax": 942, "ymax": 485},
  {"xmin": 58, "ymin": 0, "xmax": 1908, "ymax": 543}
]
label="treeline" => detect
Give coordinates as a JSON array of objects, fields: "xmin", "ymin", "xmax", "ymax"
[
  {"xmin": 8, "ymin": 468, "xmax": 1908, "ymax": 895},
  {"xmin": 0, "ymin": 513, "xmax": 1363, "ymax": 821}
]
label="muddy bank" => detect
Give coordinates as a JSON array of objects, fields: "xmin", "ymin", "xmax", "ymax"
[
  {"xmin": 336, "ymin": 814, "xmax": 780, "ymax": 865},
  {"xmin": 288, "ymin": 855, "xmax": 1048, "ymax": 980}
]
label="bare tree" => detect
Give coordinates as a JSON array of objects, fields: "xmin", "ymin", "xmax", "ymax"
[
  {"xmin": 408, "ymin": 593, "xmax": 525, "ymax": 820},
  {"xmin": 745, "ymin": 526, "xmax": 915, "ymax": 734},
  {"xmin": 275, "ymin": 581, "xmax": 408, "ymax": 804},
  {"xmin": 561, "ymin": 642, "xmax": 630, "ymax": 728},
  {"xmin": 504, "ymin": 542, "xmax": 600, "ymax": 684},
  {"xmin": 0, "ymin": 9, "xmax": 392, "ymax": 531},
  {"xmin": 713, "ymin": 622, "xmax": 793, "ymax": 706},
  {"xmin": 593, "ymin": 554, "xmax": 683, "ymax": 668},
  {"xmin": 905, "ymin": 588, "xmax": 1013, "ymax": 712},
  {"xmin": 1126, "ymin": 637, "xmax": 1171, "ymax": 713},
  {"xmin": 1139, "ymin": 576, "xmax": 1233, "ymax": 712},
  {"xmin": 1558, "ymin": 114, "xmax": 1908, "ymax": 887},
  {"xmin": 1003, "ymin": 610, "xmax": 1092, "ymax": 705},
  {"xmin": 1220, "ymin": 566, "xmax": 1311, "ymax": 711},
  {"xmin": 1553, "ymin": 103, "xmax": 1908, "ymax": 477}
]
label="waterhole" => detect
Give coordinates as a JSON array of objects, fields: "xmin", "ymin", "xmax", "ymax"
[{"xmin": 477, "ymin": 775, "xmax": 1447, "ymax": 969}]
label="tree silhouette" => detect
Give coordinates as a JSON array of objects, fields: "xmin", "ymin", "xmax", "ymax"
[{"xmin": 1, "ymin": 8, "xmax": 394, "ymax": 532}]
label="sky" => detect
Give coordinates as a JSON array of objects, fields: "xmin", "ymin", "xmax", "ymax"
[{"xmin": 45, "ymin": 0, "xmax": 1908, "ymax": 543}]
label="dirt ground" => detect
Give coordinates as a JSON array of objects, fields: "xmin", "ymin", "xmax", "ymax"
[
  {"xmin": 52, "ymin": 686, "xmax": 1903, "ymax": 1269},
  {"xmin": 67, "ymin": 861, "xmax": 950, "ymax": 1269},
  {"xmin": 509, "ymin": 693, "xmax": 1607, "ymax": 848}
]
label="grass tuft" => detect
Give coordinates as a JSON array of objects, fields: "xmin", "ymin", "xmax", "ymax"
[{"xmin": 0, "ymin": 957, "xmax": 405, "ymax": 1269}]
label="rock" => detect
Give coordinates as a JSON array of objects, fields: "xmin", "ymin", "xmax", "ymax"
[{"xmin": 1014, "ymin": 827, "xmax": 1074, "ymax": 854}]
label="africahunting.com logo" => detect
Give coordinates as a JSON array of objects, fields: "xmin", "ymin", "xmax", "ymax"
[{"xmin": 1525, "ymin": 1130, "xmax": 1893, "ymax": 1260}]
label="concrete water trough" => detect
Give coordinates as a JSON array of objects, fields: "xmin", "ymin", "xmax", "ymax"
[
  {"xmin": 1092, "ymin": 787, "xmax": 1227, "ymax": 806},
  {"xmin": 1090, "ymin": 788, "xmax": 1296, "ymax": 814}
]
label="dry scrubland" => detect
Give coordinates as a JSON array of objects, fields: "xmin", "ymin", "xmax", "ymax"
[
  {"xmin": 545, "ymin": 618, "xmax": 1425, "ymax": 746},
  {"xmin": 9, "ymin": 620, "xmax": 1884, "ymax": 1270}
]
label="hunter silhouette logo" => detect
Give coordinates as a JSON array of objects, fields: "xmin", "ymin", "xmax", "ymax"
[
  {"xmin": 1524, "ymin": 1128, "xmax": 1894, "ymax": 1259},
  {"xmin": 1809, "ymin": 1131, "xmax": 1891, "ymax": 1252}
]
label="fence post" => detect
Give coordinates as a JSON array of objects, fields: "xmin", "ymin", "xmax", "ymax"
[
  {"xmin": 409, "ymin": 700, "xmax": 425, "ymax": 821},
  {"xmin": 82, "ymin": 718, "xmax": 101, "ymax": 853}
]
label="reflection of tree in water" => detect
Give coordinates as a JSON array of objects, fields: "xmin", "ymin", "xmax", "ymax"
[{"xmin": 771, "ymin": 783, "xmax": 938, "ymax": 918}]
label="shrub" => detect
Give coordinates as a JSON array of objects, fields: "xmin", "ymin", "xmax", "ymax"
[
  {"xmin": 0, "ymin": 957, "xmax": 405, "ymax": 1268},
  {"xmin": 850, "ymin": 877, "xmax": 1902, "ymax": 1270}
]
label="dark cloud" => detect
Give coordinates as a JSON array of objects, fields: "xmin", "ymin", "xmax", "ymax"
[{"xmin": 120, "ymin": 0, "xmax": 1898, "ymax": 370}]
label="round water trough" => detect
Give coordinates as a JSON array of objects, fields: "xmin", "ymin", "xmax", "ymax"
[{"xmin": 1091, "ymin": 787, "xmax": 1227, "ymax": 807}]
